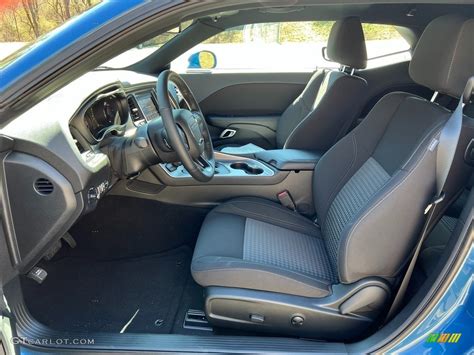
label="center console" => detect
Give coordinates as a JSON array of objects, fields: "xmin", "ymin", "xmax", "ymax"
[
  {"xmin": 158, "ymin": 149, "xmax": 322, "ymax": 181},
  {"xmin": 119, "ymin": 148, "xmax": 322, "ymax": 215},
  {"xmin": 160, "ymin": 153, "xmax": 274, "ymax": 179}
]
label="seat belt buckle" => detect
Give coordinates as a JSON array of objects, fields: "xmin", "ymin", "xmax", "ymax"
[
  {"xmin": 277, "ymin": 190, "xmax": 297, "ymax": 211},
  {"xmin": 424, "ymin": 192, "xmax": 445, "ymax": 214}
]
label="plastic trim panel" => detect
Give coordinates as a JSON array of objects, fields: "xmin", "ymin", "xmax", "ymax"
[{"xmin": 6, "ymin": 280, "xmax": 347, "ymax": 353}]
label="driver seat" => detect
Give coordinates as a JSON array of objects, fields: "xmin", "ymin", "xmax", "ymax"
[{"xmin": 191, "ymin": 15, "xmax": 474, "ymax": 340}]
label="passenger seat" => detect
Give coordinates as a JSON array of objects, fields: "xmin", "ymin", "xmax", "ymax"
[{"xmin": 219, "ymin": 17, "xmax": 369, "ymax": 155}]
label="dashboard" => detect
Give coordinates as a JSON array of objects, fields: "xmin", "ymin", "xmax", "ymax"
[
  {"xmin": 70, "ymin": 85, "xmax": 162, "ymax": 148},
  {"xmin": 83, "ymin": 94, "xmax": 128, "ymax": 139},
  {"xmin": 70, "ymin": 80, "xmax": 186, "ymax": 146},
  {"xmin": 133, "ymin": 91, "xmax": 160, "ymax": 122},
  {"xmin": 0, "ymin": 70, "xmax": 175, "ymax": 272}
]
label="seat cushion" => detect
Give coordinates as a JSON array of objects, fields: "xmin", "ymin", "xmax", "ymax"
[{"xmin": 192, "ymin": 198, "xmax": 338, "ymax": 298}]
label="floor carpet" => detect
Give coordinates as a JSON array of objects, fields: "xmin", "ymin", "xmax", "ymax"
[{"xmin": 22, "ymin": 246, "xmax": 203, "ymax": 334}]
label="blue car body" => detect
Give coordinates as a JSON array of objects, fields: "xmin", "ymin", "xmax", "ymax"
[
  {"xmin": 392, "ymin": 247, "xmax": 473, "ymax": 354},
  {"xmin": 0, "ymin": 0, "xmax": 143, "ymax": 92},
  {"xmin": 1, "ymin": 1, "xmax": 472, "ymax": 354}
]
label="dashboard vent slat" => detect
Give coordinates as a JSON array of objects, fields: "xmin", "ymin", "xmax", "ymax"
[
  {"xmin": 34, "ymin": 178, "xmax": 54, "ymax": 195},
  {"xmin": 127, "ymin": 96, "xmax": 143, "ymax": 124}
]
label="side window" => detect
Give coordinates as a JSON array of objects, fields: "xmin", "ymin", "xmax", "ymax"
[
  {"xmin": 172, "ymin": 22, "xmax": 412, "ymax": 73},
  {"xmin": 362, "ymin": 24, "xmax": 412, "ymax": 69},
  {"xmin": 171, "ymin": 22, "xmax": 338, "ymax": 73}
]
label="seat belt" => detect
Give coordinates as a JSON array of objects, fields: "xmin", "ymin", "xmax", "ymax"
[{"xmin": 384, "ymin": 77, "xmax": 474, "ymax": 323}]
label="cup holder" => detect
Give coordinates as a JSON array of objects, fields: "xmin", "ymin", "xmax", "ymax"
[{"xmin": 230, "ymin": 162, "xmax": 264, "ymax": 175}]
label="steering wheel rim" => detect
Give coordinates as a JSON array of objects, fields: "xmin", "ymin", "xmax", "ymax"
[{"xmin": 156, "ymin": 70, "xmax": 215, "ymax": 182}]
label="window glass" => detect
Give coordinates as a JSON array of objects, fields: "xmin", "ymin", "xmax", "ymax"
[
  {"xmin": 101, "ymin": 20, "xmax": 193, "ymax": 68},
  {"xmin": 362, "ymin": 24, "xmax": 412, "ymax": 68},
  {"xmin": 171, "ymin": 21, "xmax": 338, "ymax": 73},
  {"xmin": 171, "ymin": 21, "xmax": 412, "ymax": 73},
  {"xmin": 101, "ymin": 26, "xmax": 182, "ymax": 68}
]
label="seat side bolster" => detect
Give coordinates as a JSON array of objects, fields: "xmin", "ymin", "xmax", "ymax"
[{"xmin": 339, "ymin": 143, "xmax": 438, "ymax": 283}]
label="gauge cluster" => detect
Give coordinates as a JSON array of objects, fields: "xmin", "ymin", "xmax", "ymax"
[
  {"xmin": 84, "ymin": 96, "xmax": 126, "ymax": 139},
  {"xmin": 82, "ymin": 90, "xmax": 129, "ymax": 141},
  {"xmin": 69, "ymin": 84, "xmax": 170, "ymax": 159},
  {"xmin": 69, "ymin": 86, "xmax": 130, "ymax": 151}
]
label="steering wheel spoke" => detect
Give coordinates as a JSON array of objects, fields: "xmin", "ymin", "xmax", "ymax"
[
  {"xmin": 194, "ymin": 153, "xmax": 211, "ymax": 169},
  {"xmin": 154, "ymin": 70, "xmax": 215, "ymax": 182}
]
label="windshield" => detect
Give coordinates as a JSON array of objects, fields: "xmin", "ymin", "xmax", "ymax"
[
  {"xmin": 0, "ymin": 0, "xmax": 101, "ymax": 63},
  {"xmin": 100, "ymin": 21, "xmax": 193, "ymax": 69},
  {"xmin": 100, "ymin": 26, "xmax": 181, "ymax": 69}
]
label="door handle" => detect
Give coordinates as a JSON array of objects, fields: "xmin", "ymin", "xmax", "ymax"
[{"xmin": 219, "ymin": 129, "xmax": 237, "ymax": 139}]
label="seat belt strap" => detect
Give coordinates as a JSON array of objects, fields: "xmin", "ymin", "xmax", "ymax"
[{"xmin": 384, "ymin": 77, "xmax": 474, "ymax": 323}]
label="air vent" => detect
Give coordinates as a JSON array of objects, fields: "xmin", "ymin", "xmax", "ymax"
[
  {"xmin": 127, "ymin": 96, "xmax": 143, "ymax": 125},
  {"xmin": 34, "ymin": 178, "xmax": 54, "ymax": 195}
]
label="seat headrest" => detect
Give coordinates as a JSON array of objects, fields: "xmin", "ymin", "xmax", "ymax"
[
  {"xmin": 326, "ymin": 17, "xmax": 367, "ymax": 69},
  {"xmin": 409, "ymin": 15, "xmax": 474, "ymax": 98}
]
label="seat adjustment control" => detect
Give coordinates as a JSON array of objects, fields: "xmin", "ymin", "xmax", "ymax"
[
  {"xmin": 250, "ymin": 314, "xmax": 265, "ymax": 323},
  {"xmin": 291, "ymin": 315, "xmax": 304, "ymax": 327}
]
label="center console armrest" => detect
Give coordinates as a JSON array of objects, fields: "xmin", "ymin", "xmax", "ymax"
[{"xmin": 255, "ymin": 149, "xmax": 322, "ymax": 171}]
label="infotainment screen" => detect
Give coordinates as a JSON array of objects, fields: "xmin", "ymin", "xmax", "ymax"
[{"xmin": 136, "ymin": 92, "xmax": 159, "ymax": 121}]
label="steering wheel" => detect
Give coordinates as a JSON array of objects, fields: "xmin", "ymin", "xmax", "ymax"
[{"xmin": 155, "ymin": 70, "xmax": 215, "ymax": 182}]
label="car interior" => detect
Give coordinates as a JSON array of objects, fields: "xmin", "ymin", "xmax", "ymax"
[
  {"xmin": 1, "ymin": 1, "xmax": 474, "ymax": 352},
  {"xmin": 217, "ymin": 16, "xmax": 369, "ymax": 156}
]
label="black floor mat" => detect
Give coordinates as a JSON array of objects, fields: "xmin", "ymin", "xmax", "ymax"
[
  {"xmin": 22, "ymin": 246, "xmax": 202, "ymax": 334},
  {"xmin": 66, "ymin": 196, "xmax": 208, "ymax": 260}
]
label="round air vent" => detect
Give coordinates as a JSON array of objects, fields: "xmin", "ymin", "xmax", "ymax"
[{"xmin": 34, "ymin": 178, "xmax": 54, "ymax": 195}]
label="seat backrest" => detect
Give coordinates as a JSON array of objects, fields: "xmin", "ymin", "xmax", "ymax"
[
  {"xmin": 276, "ymin": 17, "xmax": 368, "ymax": 151},
  {"xmin": 313, "ymin": 15, "xmax": 474, "ymax": 284}
]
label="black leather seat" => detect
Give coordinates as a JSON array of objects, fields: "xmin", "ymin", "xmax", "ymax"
[
  {"xmin": 192, "ymin": 15, "xmax": 474, "ymax": 339},
  {"xmin": 219, "ymin": 17, "xmax": 368, "ymax": 155}
]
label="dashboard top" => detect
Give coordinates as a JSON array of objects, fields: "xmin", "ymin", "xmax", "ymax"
[
  {"xmin": 3, "ymin": 69, "xmax": 158, "ymax": 133},
  {"xmin": 1, "ymin": 70, "xmax": 159, "ymax": 193}
]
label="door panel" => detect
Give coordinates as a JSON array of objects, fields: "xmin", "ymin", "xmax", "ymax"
[
  {"xmin": 198, "ymin": 82, "xmax": 305, "ymax": 116},
  {"xmin": 181, "ymin": 72, "xmax": 312, "ymax": 148},
  {"xmin": 182, "ymin": 62, "xmax": 433, "ymax": 150},
  {"xmin": 207, "ymin": 115, "xmax": 279, "ymax": 149}
]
